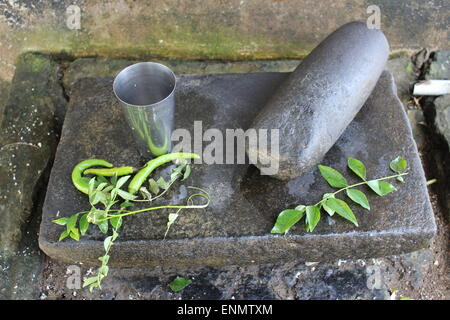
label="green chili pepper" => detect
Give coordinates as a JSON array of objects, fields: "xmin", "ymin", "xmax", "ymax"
[
  {"xmin": 83, "ymin": 166, "xmax": 137, "ymax": 177},
  {"xmin": 128, "ymin": 152, "xmax": 200, "ymax": 194},
  {"xmin": 72, "ymin": 159, "xmax": 113, "ymax": 194}
]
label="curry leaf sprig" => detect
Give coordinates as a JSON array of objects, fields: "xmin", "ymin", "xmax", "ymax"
[
  {"xmin": 271, "ymin": 156, "xmax": 408, "ymax": 234},
  {"xmin": 53, "ymin": 174, "xmax": 135, "ymax": 291},
  {"xmin": 53, "ymin": 159, "xmax": 209, "ymax": 292},
  {"xmin": 53, "ymin": 174, "xmax": 134, "ymax": 242},
  {"xmin": 77, "ymin": 175, "xmax": 131, "ymax": 291},
  {"xmin": 136, "ymin": 162, "xmax": 191, "ymax": 202}
]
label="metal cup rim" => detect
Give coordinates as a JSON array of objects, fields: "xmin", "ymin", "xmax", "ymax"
[{"xmin": 113, "ymin": 61, "xmax": 177, "ymax": 108}]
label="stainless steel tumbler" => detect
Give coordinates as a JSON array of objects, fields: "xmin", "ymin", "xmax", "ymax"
[{"xmin": 113, "ymin": 62, "xmax": 176, "ymax": 157}]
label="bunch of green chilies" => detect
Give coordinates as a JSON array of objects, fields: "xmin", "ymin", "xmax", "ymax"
[{"xmin": 71, "ymin": 152, "xmax": 200, "ymax": 195}]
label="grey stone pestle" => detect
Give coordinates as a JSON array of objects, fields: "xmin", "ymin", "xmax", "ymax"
[{"xmin": 246, "ymin": 21, "xmax": 389, "ymax": 180}]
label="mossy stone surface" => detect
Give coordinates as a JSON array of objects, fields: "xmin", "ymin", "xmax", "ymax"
[
  {"xmin": 386, "ymin": 57, "xmax": 416, "ymax": 105},
  {"xmin": 1, "ymin": 0, "xmax": 449, "ymax": 81},
  {"xmin": 62, "ymin": 58, "xmax": 301, "ymax": 93},
  {"xmin": 0, "ymin": 53, "xmax": 66, "ymax": 254},
  {"xmin": 425, "ymin": 50, "xmax": 450, "ymax": 80}
]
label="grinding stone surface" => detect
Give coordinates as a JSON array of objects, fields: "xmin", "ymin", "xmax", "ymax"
[{"xmin": 39, "ymin": 71, "xmax": 436, "ymax": 267}]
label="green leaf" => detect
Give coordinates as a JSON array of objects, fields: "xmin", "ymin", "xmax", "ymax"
[
  {"xmin": 88, "ymin": 177, "xmax": 96, "ymax": 196},
  {"xmin": 318, "ymin": 165, "xmax": 348, "ymax": 188},
  {"xmin": 182, "ymin": 165, "xmax": 191, "ymax": 181},
  {"xmin": 98, "ymin": 265, "xmax": 109, "ymax": 277},
  {"xmin": 82, "ymin": 276, "xmax": 99, "ymax": 288},
  {"xmin": 79, "ymin": 213, "xmax": 89, "ymax": 235},
  {"xmin": 96, "ymin": 182, "xmax": 108, "ymax": 192},
  {"xmin": 109, "ymin": 214, "xmax": 122, "ymax": 229},
  {"xmin": 321, "ymin": 194, "xmax": 335, "ymax": 216},
  {"xmin": 322, "ymin": 203, "xmax": 335, "ymax": 216},
  {"xmin": 397, "ymin": 176, "xmax": 405, "ymax": 183},
  {"xmin": 97, "ymin": 221, "xmax": 108, "ymax": 234},
  {"xmin": 148, "ymin": 179, "xmax": 160, "ymax": 194},
  {"xmin": 87, "ymin": 209, "xmax": 105, "ymax": 224},
  {"xmin": 52, "ymin": 217, "xmax": 68, "ymax": 226},
  {"xmin": 69, "ymin": 228, "xmax": 80, "ymax": 241},
  {"xmin": 88, "ymin": 284, "xmax": 98, "ymax": 292},
  {"xmin": 120, "ymin": 201, "xmax": 133, "ymax": 209},
  {"xmin": 390, "ymin": 157, "xmax": 407, "ymax": 173},
  {"xmin": 164, "ymin": 213, "xmax": 179, "ymax": 238},
  {"xmin": 171, "ymin": 164, "xmax": 185, "ymax": 180},
  {"xmin": 116, "ymin": 189, "xmax": 137, "ymax": 201},
  {"xmin": 66, "ymin": 214, "xmax": 78, "ymax": 233},
  {"xmin": 91, "ymin": 191, "xmax": 107, "ymax": 206},
  {"xmin": 104, "ymin": 236, "xmax": 113, "ymax": 251},
  {"xmin": 58, "ymin": 230, "xmax": 69, "ymax": 241},
  {"xmin": 346, "ymin": 189, "xmax": 370, "ymax": 210},
  {"xmin": 156, "ymin": 177, "xmax": 170, "ymax": 190},
  {"xmin": 110, "ymin": 188, "xmax": 118, "ymax": 200},
  {"xmin": 103, "ymin": 185, "xmax": 114, "ymax": 193},
  {"xmin": 305, "ymin": 206, "xmax": 321, "ymax": 232},
  {"xmin": 271, "ymin": 208, "xmax": 306, "ymax": 234},
  {"xmin": 168, "ymin": 213, "xmax": 179, "ymax": 226},
  {"xmin": 96, "ymin": 175, "xmax": 109, "ymax": 184},
  {"xmin": 111, "ymin": 173, "xmax": 118, "ymax": 186},
  {"xmin": 139, "ymin": 187, "xmax": 152, "ymax": 200},
  {"xmin": 325, "ymin": 198, "xmax": 358, "ymax": 226},
  {"xmin": 169, "ymin": 277, "xmax": 192, "ymax": 292},
  {"xmin": 367, "ymin": 180, "xmax": 397, "ymax": 196},
  {"xmin": 347, "ymin": 158, "xmax": 367, "ymax": 180},
  {"xmin": 116, "ymin": 175, "xmax": 131, "ymax": 189},
  {"xmin": 80, "ymin": 176, "xmax": 91, "ymax": 186},
  {"xmin": 112, "ymin": 229, "xmax": 119, "ymax": 241},
  {"xmin": 98, "ymin": 255, "xmax": 110, "ymax": 265},
  {"xmin": 170, "ymin": 171, "xmax": 180, "ymax": 181}
]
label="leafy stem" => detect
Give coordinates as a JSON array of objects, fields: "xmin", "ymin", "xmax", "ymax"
[
  {"xmin": 313, "ymin": 172, "xmax": 409, "ymax": 207},
  {"xmin": 271, "ymin": 156, "xmax": 409, "ymax": 234},
  {"xmin": 130, "ymin": 178, "xmax": 176, "ymax": 202},
  {"xmin": 96, "ymin": 187, "xmax": 210, "ymax": 222},
  {"xmin": 133, "ymin": 163, "xmax": 191, "ymax": 203},
  {"xmin": 53, "ymin": 161, "xmax": 208, "ymax": 292}
]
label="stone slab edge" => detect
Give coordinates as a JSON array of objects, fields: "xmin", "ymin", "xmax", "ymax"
[{"xmin": 38, "ymin": 71, "xmax": 436, "ymax": 267}]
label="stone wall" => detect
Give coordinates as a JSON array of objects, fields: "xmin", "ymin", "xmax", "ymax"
[
  {"xmin": 0, "ymin": 53, "xmax": 66, "ymax": 254},
  {"xmin": 1, "ymin": 0, "xmax": 449, "ymax": 81}
]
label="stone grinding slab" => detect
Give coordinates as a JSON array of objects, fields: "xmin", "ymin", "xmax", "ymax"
[{"xmin": 39, "ymin": 71, "xmax": 436, "ymax": 267}]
